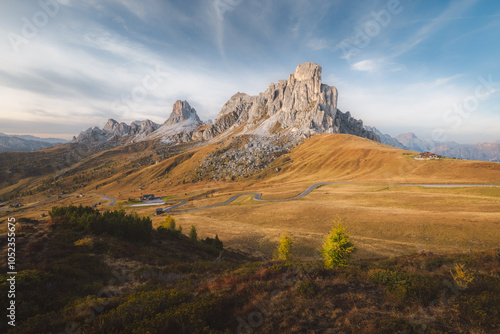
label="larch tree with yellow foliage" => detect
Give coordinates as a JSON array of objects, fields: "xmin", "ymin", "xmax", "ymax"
[{"xmin": 321, "ymin": 220, "xmax": 356, "ymax": 269}]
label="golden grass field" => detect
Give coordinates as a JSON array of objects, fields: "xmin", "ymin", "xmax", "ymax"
[{"xmin": 2, "ymin": 134, "xmax": 500, "ymax": 260}]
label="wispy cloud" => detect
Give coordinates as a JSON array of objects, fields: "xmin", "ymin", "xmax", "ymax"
[
  {"xmin": 351, "ymin": 59, "xmax": 379, "ymax": 72},
  {"xmin": 209, "ymin": 0, "xmax": 243, "ymax": 57},
  {"xmin": 307, "ymin": 38, "xmax": 329, "ymax": 51},
  {"xmin": 391, "ymin": 0, "xmax": 478, "ymax": 58},
  {"xmin": 0, "ymin": 0, "xmax": 498, "ymax": 143}
]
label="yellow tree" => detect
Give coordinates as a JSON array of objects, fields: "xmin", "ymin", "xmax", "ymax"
[
  {"xmin": 276, "ymin": 233, "xmax": 293, "ymax": 262},
  {"xmin": 321, "ymin": 220, "xmax": 356, "ymax": 269}
]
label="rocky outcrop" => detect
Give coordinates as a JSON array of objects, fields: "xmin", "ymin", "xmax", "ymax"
[
  {"xmin": 74, "ymin": 127, "xmax": 110, "ymax": 144},
  {"xmin": 195, "ymin": 62, "xmax": 379, "ymax": 142},
  {"xmin": 102, "ymin": 119, "xmax": 160, "ymax": 140},
  {"xmin": 165, "ymin": 100, "xmax": 201, "ymax": 126},
  {"xmin": 73, "ymin": 118, "xmax": 160, "ymax": 148}
]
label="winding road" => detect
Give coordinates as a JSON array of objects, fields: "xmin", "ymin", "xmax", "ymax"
[{"xmin": 163, "ymin": 181, "xmax": 500, "ymax": 214}]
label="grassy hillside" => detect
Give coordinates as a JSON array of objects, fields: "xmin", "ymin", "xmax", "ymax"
[
  {"xmin": 2, "ymin": 134, "xmax": 499, "ymax": 260},
  {"xmin": 2, "ymin": 134, "xmax": 499, "ymax": 207},
  {"xmin": 265, "ymin": 134, "xmax": 500, "ymax": 185}
]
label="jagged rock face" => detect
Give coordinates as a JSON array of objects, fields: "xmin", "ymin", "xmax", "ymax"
[
  {"xmin": 74, "ymin": 127, "xmax": 109, "ymax": 143},
  {"xmin": 145, "ymin": 100, "xmax": 203, "ymax": 143},
  {"xmin": 130, "ymin": 120, "xmax": 160, "ymax": 140},
  {"xmin": 103, "ymin": 119, "xmax": 130, "ymax": 136},
  {"xmin": 165, "ymin": 100, "xmax": 201, "ymax": 126},
  {"xmin": 196, "ymin": 62, "xmax": 379, "ymax": 142},
  {"xmin": 102, "ymin": 119, "xmax": 159, "ymax": 138},
  {"xmin": 73, "ymin": 119, "xmax": 160, "ymax": 149}
]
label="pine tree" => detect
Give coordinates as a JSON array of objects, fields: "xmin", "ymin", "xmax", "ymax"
[{"xmin": 189, "ymin": 225, "xmax": 197, "ymax": 241}]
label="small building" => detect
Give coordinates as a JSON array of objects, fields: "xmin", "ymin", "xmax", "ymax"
[
  {"xmin": 415, "ymin": 152, "xmax": 440, "ymax": 160},
  {"xmin": 141, "ymin": 194, "xmax": 156, "ymax": 201},
  {"xmin": 156, "ymin": 208, "xmax": 164, "ymax": 215}
]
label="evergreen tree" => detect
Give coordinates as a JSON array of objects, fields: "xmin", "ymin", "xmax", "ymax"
[{"xmin": 189, "ymin": 225, "xmax": 197, "ymax": 241}]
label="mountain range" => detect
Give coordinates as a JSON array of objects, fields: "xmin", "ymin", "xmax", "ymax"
[
  {"xmin": 0, "ymin": 133, "xmax": 68, "ymax": 153},
  {"xmin": 367, "ymin": 127, "xmax": 500, "ymax": 162},
  {"xmin": 3, "ymin": 62, "xmax": 499, "ymax": 162},
  {"xmin": 72, "ymin": 63, "xmax": 379, "ymax": 150}
]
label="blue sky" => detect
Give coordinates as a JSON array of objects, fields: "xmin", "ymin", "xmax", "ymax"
[{"xmin": 0, "ymin": 0, "xmax": 499, "ymax": 143}]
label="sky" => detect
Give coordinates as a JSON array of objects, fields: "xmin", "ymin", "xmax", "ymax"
[{"xmin": 0, "ymin": 0, "xmax": 499, "ymax": 144}]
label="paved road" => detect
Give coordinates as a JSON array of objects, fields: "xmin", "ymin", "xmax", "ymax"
[
  {"xmin": 163, "ymin": 181, "xmax": 500, "ymax": 214},
  {"xmin": 95, "ymin": 194, "xmax": 117, "ymax": 206}
]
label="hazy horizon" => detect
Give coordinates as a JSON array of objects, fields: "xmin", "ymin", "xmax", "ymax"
[{"xmin": 1, "ymin": 0, "xmax": 499, "ymax": 144}]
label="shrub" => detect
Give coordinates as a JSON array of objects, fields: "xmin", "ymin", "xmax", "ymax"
[
  {"xmin": 275, "ymin": 233, "xmax": 293, "ymax": 262},
  {"xmin": 450, "ymin": 263, "xmax": 474, "ymax": 289},
  {"xmin": 369, "ymin": 269, "xmax": 439, "ymax": 303},
  {"xmin": 74, "ymin": 237, "xmax": 94, "ymax": 250},
  {"xmin": 321, "ymin": 220, "xmax": 356, "ymax": 269},
  {"xmin": 296, "ymin": 279, "xmax": 319, "ymax": 296},
  {"xmin": 455, "ymin": 291, "xmax": 500, "ymax": 328}
]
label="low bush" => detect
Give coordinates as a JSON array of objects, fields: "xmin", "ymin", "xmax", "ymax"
[{"xmin": 369, "ymin": 269, "xmax": 439, "ymax": 303}]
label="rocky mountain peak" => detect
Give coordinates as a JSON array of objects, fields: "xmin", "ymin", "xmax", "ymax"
[
  {"xmin": 292, "ymin": 62, "xmax": 322, "ymax": 82},
  {"xmin": 103, "ymin": 119, "xmax": 131, "ymax": 136},
  {"xmin": 165, "ymin": 100, "xmax": 202, "ymax": 126},
  {"xmin": 195, "ymin": 62, "xmax": 378, "ymax": 142},
  {"xmin": 103, "ymin": 119, "xmax": 118, "ymax": 131}
]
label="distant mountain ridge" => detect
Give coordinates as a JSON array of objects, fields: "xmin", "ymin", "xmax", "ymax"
[
  {"xmin": 0, "ymin": 133, "xmax": 68, "ymax": 152},
  {"xmin": 365, "ymin": 127, "xmax": 500, "ymax": 162},
  {"xmin": 364, "ymin": 126, "xmax": 407, "ymax": 150}
]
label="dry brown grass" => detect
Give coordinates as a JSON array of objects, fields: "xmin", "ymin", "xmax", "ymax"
[
  {"xmin": 2, "ymin": 134, "xmax": 499, "ymax": 259},
  {"xmin": 168, "ymin": 183, "xmax": 500, "ymax": 259}
]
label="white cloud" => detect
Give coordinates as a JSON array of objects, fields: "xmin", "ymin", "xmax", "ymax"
[
  {"xmin": 428, "ymin": 74, "xmax": 463, "ymax": 88},
  {"xmin": 351, "ymin": 59, "xmax": 378, "ymax": 72}
]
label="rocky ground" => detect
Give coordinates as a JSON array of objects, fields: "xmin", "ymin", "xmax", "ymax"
[{"xmin": 194, "ymin": 135, "xmax": 299, "ymax": 181}]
